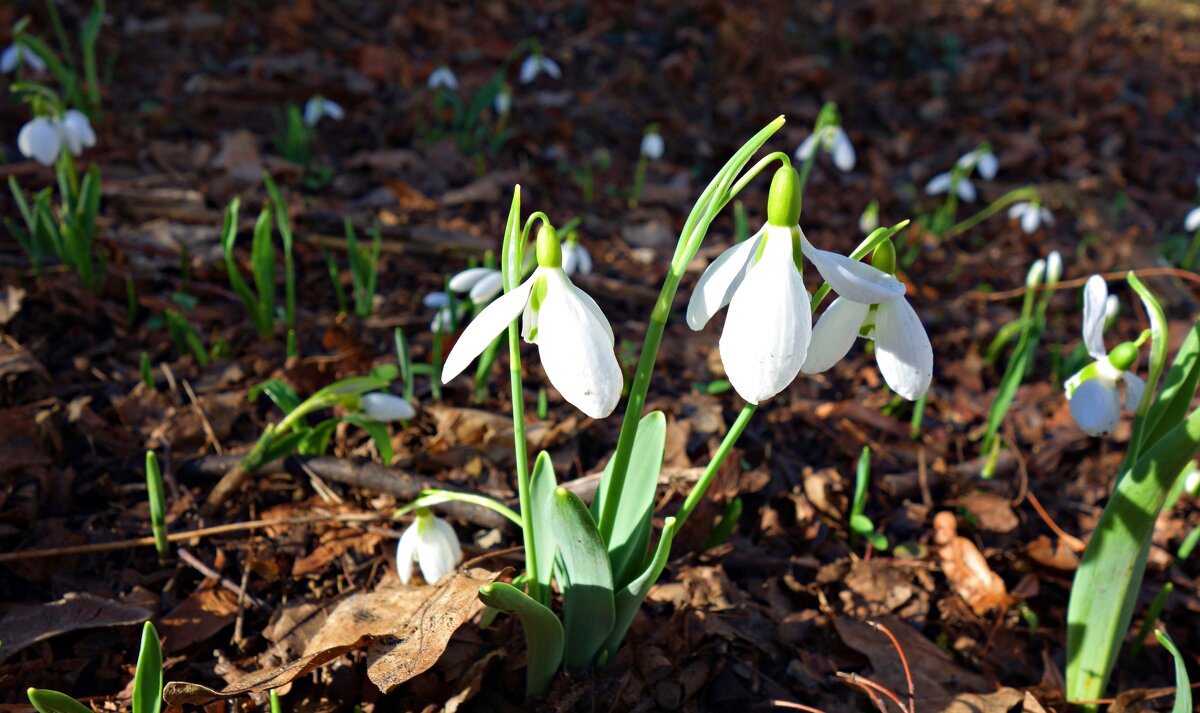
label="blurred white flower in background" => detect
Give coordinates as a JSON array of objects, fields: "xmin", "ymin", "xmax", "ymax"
[
  {"xmin": 640, "ymin": 130, "xmax": 664, "ymax": 161},
  {"xmin": 1008, "ymin": 201, "xmax": 1054, "ymax": 233},
  {"xmin": 427, "ymin": 65, "xmax": 458, "ymax": 91},
  {"xmin": 519, "ymin": 53, "xmax": 561, "ymax": 84},
  {"xmin": 925, "ymin": 171, "xmax": 976, "ymax": 202},
  {"xmin": 795, "ymin": 125, "xmax": 855, "ymax": 172},
  {"xmin": 1, "ymin": 42, "xmax": 46, "ymax": 73},
  {"xmin": 303, "ymin": 96, "xmax": 343, "ymax": 127}
]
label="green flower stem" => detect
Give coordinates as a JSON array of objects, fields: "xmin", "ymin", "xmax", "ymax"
[
  {"xmin": 1182, "ymin": 228, "xmax": 1200, "ymax": 270},
  {"xmin": 507, "ymin": 318, "xmax": 539, "ymax": 603},
  {"xmin": 629, "ymin": 153, "xmax": 648, "ymax": 208},
  {"xmin": 728, "ymin": 152, "xmax": 791, "ymax": 204},
  {"xmin": 675, "ymin": 402, "xmax": 757, "ymax": 528},
  {"xmin": 948, "ymin": 187, "xmax": 1040, "ymax": 237},
  {"xmin": 396, "ymin": 488, "xmax": 524, "ymax": 527}
]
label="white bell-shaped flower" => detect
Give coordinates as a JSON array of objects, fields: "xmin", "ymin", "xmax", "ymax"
[
  {"xmin": 1046, "ymin": 250, "xmax": 1063, "ymax": 284},
  {"xmin": 18, "ymin": 117, "xmax": 62, "ymax": 166},
  {"xmin": 800, "ymin": 239, "xmax": 932, "ymax": 400},
  {"xmin": 427, "ymin": 65, "xmax": 458, "ymax": 91},
  {"xmin": 1, "ymin": 42, "xmax": 46, "ymax": 73},
  {"xmin": 425, "ymin": 291, "xmax": 466, "ymax": 333},
  {"xmin": 361, "ymin": 393, "xmax": 416, "ymax": 421},
  {"xmin": 397, "ymin": 510, "xmax": 463, "ymax": 585},
  {"xmin": 494, "ymin": 86, "xmax": 512, "ymax": 115},
  {"xmin": 303, "ymin": 96, "xmax": 343, "ymax": 127},
  {"xmin": 1063, "ymin": 275, "xmax": 1145, "ymax": 436},
  {"xmin": 441, "ymin": 225, "xmax": 622, "ymax": 418},
  {"xmin": 449, "ymin": 267, "xmax": 504, "ymax": 305},
  {"xmin": 925, "ymin": 172, "xmax": 977, "ymax": 202},
  {"xmin": 1008, "ymin": 201, "xmax": 1054, "ymax": 234},
  {"xmin": 519, "ymin": 54, "xmax": 561, "ymax": 84},
  {"xmin": 1185, "ymin": 205, "xmax": 1200, "ymax": 232},
  {"xmin": 561, "ymin": 238, "xmax": 592, "ymax": 276},
  {"xmin": 956, "ymin": 146, "xmax": 998, "ymax": 180},
  {"xmin": 58, "ymin": 109, "xmax": 96, "ymax": 156},
  {"xmin": 795, "ymin": 125, "xmax": 855, "ymax": 172},
  {"xmin": 641, "ymin": 131, "xmax": 664, "ymax": 160}
]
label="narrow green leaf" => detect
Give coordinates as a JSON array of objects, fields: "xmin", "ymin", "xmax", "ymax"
[
  {"xmin": 477, "ymin": 582, "xmax": 564, "ymax": 696},
  {"xmin": 269, "ymin": 690, "xmax": 282, "ymax": 713},
  {"xmin": 132, "ymin": 622, "xmax": 162, "ymax": 713},
  {"xmin": 600, "ymin": 516, "xmax": 678, "ymax": 661},
  {"xmin": 549, "ymin": 487, "xmax": 614, "ymax": 672},
  {"xmin": 297, "ymin": 418, "xmax": 339, "ymax": 456},
  {"xmin": 310, "ymin": 376, "xmax": 391, "ymax": 402},
  {"xmin": 1154, "ymin": 629, "xmax": 1192, "ymax": 713},
  {"xmin": 1141, "ymin": 320, "xmax": 1200, "ymax": 454},
  {"xmin": 592, "ymin": 411, "xmax": 666, "ymax": 589},
  {"xmin": 262, "ymin": 172, "xmax": 296, "ymax": 345},
  {"xmin": 528, "ymin": 452, "xmax": 558, "ymax": 599},
  {"xmin": 145, "ymin": 451, "xmax": 169, "ymax": 560},
  {"xmin": 26, "ymin": 689, "xmax": 92, "ymax": 713},
  {"xmin": 248, "ymin": 378, "xmax": 303, "ymax": 415},
  {"xmin": 396, "ymin": 489, "xmax": 523, "ymax": 526},
  {"xmin": 250, "ymin": 207, "xmax": 276, "ymax": 333},
  {"xmin": 342, "ymin": 414, "xmax": 394, "ymax": 465}
]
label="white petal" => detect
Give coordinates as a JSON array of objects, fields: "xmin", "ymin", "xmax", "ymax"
[
  {"xmin": 519, "ymin": 56, "xmax": 538, "ymax": 84},
  {"xmin": 416, "ymin": 519, "xmax": 459, "ymax": 584},
  {"xmin": 640, "ymin": 133, "xmax": 664, "ymax": 160},
  {"xmin": 449, "ymin": 267, "xmax": 495, "ymax": 293},
  {"xmin": 442, "ymin": 277, "xmax": 535, "ymax": 382},
  {"xmin": 323, "ymin": 100, "xmax": 344, "ymax": 120},
  {"xmin": 873, "ymin": 298, "xmax": 933, "ymax": 400},
  {"xmin": 60, "ymin": 109, "xmax": 95, "ymax": 155},
  {"xmin": 956, "ymin": 151, "xmax": 976, "ymax": 170},
  {"xmin": 832, "ymin": 129, "xmax": 856, "ymax": 171},
  {"xmin": 576, "ymin": 245, "xmax": 593, "ymax": 275},
  {"xmin": 1069, "ymin": 378, "xmax": 1121, "ymax": 436},
  {"xmin": 361, "ymin": 393, "xmax": 416, "ymax": 421},
  {"xmin": 1082, "ymin": 275, "xmax": 1109, "ymax": 359},
  {"xmin": 469, "ymin": 272, "xmax": 503, "ymax": 304},
  {"xmin": 1104, "ymin": 294, "xmax": 1119, "ymax": 320},
  {"xmin": 685, "ymin": 230, "xmax": 762, "ymax": 330},
  {"xmin": 1186, "ymin": 206, "xmax": 1200, "ymax": 233},
  {"xmin": 303, "ymin": 98, "xmax": 324, "ymax": 127},
  {"xmin": 431, "ymin": 517, "xmax": 464, "ymax": 565},
  {"xmin": 799, "ymin": 231, "xmax": 906, "ymax": 304},
  {"xmin": 561, "ymin": 243, "xmax": 579, "ymax": 275},
  {"xmin": 534, "ymin": 271, "xmax": 622, "ymax": 418},
  {"xmin": 801, "ymin": 297, "xmax": 869, "ymax": 373},
  {"xmin": 956, "ymin": 178, "xmax": 977, "ymax": 202},
  {"xmin": 794, "ymin": 134, "xmax": 818, "ymax": 162},
  {"xmin": 925, "ymin": 173, "xmax": 951, "ymax": 195},
  {"xmin": 1, "ymin": 45, "xmax": 17, "ymax": 73},
  {"xmin": 976, "ymin": 152, "xmax": 998, "ymax": 180},
  {"xmin": 396, "ymin": 523, "xmax": 420, "ymax": 585},
  {"xmin": 718, "ymin": 229, "xmax": 811, "ymax": 403},
  {"xmin": 1020, "ymin": 206, "xmax": 1040, "ymax": 233},
  {"xmin": 541, "ymin": 57, "xmax": 561, "ymax": 79},
  {"xmin": 22, "ymin": 46, "xmax": 46, "ymax": 73},
  {"xmin": 1008, "ymin": 202, "xmax": 1030, "ymax": 220},
  {"xmin": 1040, "ymin": 207, "xmax": 1055, "ymax": 227},
  {"xmin": 1123, "ymin": 372, "xmax": 1146, "ymax": 413},
  {"xmin": 423, "ymin": 291, "xmax": 449, "ymax": 308},
  {"xmin": 18, "ymin": 118, "xmax": 61, "ymax": 166}
]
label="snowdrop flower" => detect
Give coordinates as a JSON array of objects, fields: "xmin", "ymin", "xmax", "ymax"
[
  {"xmin": 1046, "ymin": 250, "xmax": 1062, "ymax": 284},
  {"xmin": 925, "ymin": 172, "xmax": 977, "ymax": 202},
  {"xmin": 427, "ymin": 65, "xmax": 458, "ymax": 91},
  {"xmin": 641, "ymin": 130, "xmax": 664, "ymax": 161},
  {"xmin": 449, "ymin": 267, "xmax": 504, "ymax": 305},
  {"xmin": 1063, "ymin": 275, "xmax": 1145, "ymax": 436},
  {"xmin": 1008, "ymin": 201, "xmax": 1054, "ymax": 233},
  {"xmin": 303, "ymin": 95, "xmax": 343, "ymax": 127},
  {"xmin": 397, "ymin": 510, "xmax": 462, "ymax": 585},
  {"xmin": 58, "ymin": 109, "xmax": 96, "ymax": 156},
  {"xmin": 800, "ymin": 238, "xmax": 932, "ymax": 400},
  {"xmin": 1, "ymin": 42, "xmax": 45, "ymax": 73},
  {"xmin": 795, "ymin": 125, "xmax": 855, "ymax": 172},
  {"xmin": 494, "ymin": 85, "xmax": 512, "ymax": 115},
  {"xmin": 1104, "ymin": 294, "xmax": 1119, "ymax": 321},
  {"xmin": 1185, "ymin": 204, "xmax": 1200, "ymax": 233},
  {"xmin": 1185, "ymin": 462, "xmax": 1200, "ymax": 497},
  {"xmin": 561, "ymin": 235, "xmax": 592, "ymax": 276},
  {"xmin": 442, "ymin": 225, "xmax": 621, "ymax": 418},
  {"xmin": 956, "ymin": 146, "xmax": 998, "ymax": 180},
  {"xmin": 519, "ymin": 53, "xmax": 561, "ymax": 84},
  {"xmin": 425, "ymin": 291, "xmax": 466, "ymax": 333},
  {"xmin": 360, "ymin": 393, "xmax": 416, "ymax": 421},
  {"xmin": 18, "ymin": 116, "xmax": 62, "ymax": 166}
]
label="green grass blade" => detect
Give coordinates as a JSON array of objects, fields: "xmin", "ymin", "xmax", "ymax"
[
  {"xmin": 145, "ymin": 451, "xmax": 169, "ymax": 560},
  {"xmin": 600, "ymin": 516, "xmax": 678, "ymax": 661},
  {"xmin": 592, "ymin": 411, "xmax": 666, "ymax": 589},
  {"xmin": 132, "ymin": 622, "xmax": 162, "ymax": 713},
  {"xmin": 528, "ymin": 452, "xmax": 558, "ymax": 600},
  {"xmin": 1154, "ymin": 629, "xmax": 1192, "ymax": 713},
  {"xmin": 342, "ymin": 414, "xmax": 394, "ymax": 465},
  {"xmin": 26, "ymin": 689, "xmax": 92, "ymax": 713},
  {"xmin": 262, "ymin": 173, "xmax": 296, "ymax": 350},
  {"xmin": 478, "ymin": 581, "xmax": 564, "ymax": 697},
  {"xmin": 250, "ymin": 206, "xmax": 277, "ymax": 334},
  {"xmin": 549, "ymin": 487, "xmax": 614, "ymax": 672}
]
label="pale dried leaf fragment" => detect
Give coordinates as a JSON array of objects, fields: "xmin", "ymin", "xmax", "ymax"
[{"xmin": 933, "ymin": 511, "xmax": 1010, "ymax": 615}]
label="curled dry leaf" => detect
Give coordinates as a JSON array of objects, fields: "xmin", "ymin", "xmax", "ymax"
[
  {"xmin": 0, "ymin": 592, "xmax": 152, "ymax": 662},
  {"xmin": 933, "ymin": 511, "xmax": 1010, "ymax": 615}
]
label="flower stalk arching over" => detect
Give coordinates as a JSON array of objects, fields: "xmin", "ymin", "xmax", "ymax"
[
  {"xmin": 441, "ymin": 224, "xmax": 622, "ymax": 418},
  {"xmin": 397, "ymin": 509, "xmax": 463, "ymax": 585},
  {"xmin": 1063, "ymin": 275, "xmax": 1146, "ymax": 436}
]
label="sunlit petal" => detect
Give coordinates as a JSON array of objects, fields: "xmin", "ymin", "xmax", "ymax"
[
  {"xmin": 685, "ymin": 230, "xmax": 762, "ymax": 330},
  {"xmin": 1185, "ymin": 206, "xmax": 1200, "ymax": 233},
  {"xmin": 441, "ymin": 277, "xmax": 535, "ymax": 382},
  {"xmin": 1069, "ymin": 378, "xmax": 1121, "ymax": 436},
  {"xmin": 801, "ymin": 297, "xmax": 869, "ymax": 373},
  {"xmin": 800, "ymin": 232, "xmax": 906, "ymax": 304},
  {"xmin": 1123, "ymin": 372, "xmax": 1146, "ymax": 413},
  {"xmin": 873, "ymin": 298, "xmax": 933, "ymax": 400},
  {"xmin": 535, "ymin": 271, "xmax": 622, "ymax": 418},
  {"xmin": 832, "ymin": 129, "xmax": 856, "ymax": 171},
  {"xmin": 396, "ymin": 523, "xmax": 420, "ymax": 585},
  {"xmin": 1082, "ymin": 274, "xmax": 1109, "ymax": 359},
  {"xmin": 469, "ymin": 272, "xmax": 504, "ymax": 304},
  {"xmin": 361, "ymin": 393, "xmax": 416, "ymax": 421}
]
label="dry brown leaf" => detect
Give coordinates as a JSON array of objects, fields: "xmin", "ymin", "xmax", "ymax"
[
  {"xmin": 0, "ymin": 592, "xmax": 152, "ymax": 662},
  {"xmin": 933, "ymin": 511, "xmax": 1010, "ymax": 615},
  {"xmin": 0, "ymin": 286, "xmax": 25, "ymax": 326},
  {"xmin": 941, "ymin": 687, "xmax": 1045, "ymax": 713},
  {"xmin": 302, "ymin": 586, "xmax": 435, "ymax": 655},
  {"xmin": 158, "ymin": 586, "xmax": 241, "ymax": 654}
]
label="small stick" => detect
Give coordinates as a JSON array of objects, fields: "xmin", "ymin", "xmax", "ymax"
[
  {"xmin": 967, "ymin": 267, "xmax": 1200, "ymax": 302},
  {"xmin": 838, "ymin": 674, "xmax": 890, "ymax": 713},
  {"xmin": 868, "ymin": 621, "xmax": 915, "ymax": 713},
  {"xmin": 177, "ymin": 546, "xmax": 266, "ymax": 609},
  {"xmin": 762, "ymin": 702, "xmax": 828, "ymax": 713},
  {"xmin": 182, "ymin": 380, "xmax": 224, "ymax": 455},
  {"xmin": 233, "ymin": 566, "xmax": 252, "ymax": 646},
  {"xmin": 1026, "ymin": 490, "xmax": 1087, "ymax": 552},
  {"xmin": 836, "ymin": 672, "xmax": 908, "ymax": 713}
]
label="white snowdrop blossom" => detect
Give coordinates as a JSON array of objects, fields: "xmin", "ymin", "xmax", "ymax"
[
  {"xmin": 1185, "ymin": 205, "xmax": 1200, "ymax": 233},
  {"xmin": 1063, "ymin": 275, "xmax": 1145, "ymax": 436},
  {"xmin": 640, "ymin": 131, "xmax": 664, "ymax": 160},
  {"xmin": 427, "ymin": 65, "xmax": 458, "ymax": 91},
  {"xmin": 800, "ymin": 239, "xmax": 933, "ymax": 400},
  {"xmin": 360, "ymin": 393, "xmax": 416, "ymax": 421},
  {"xmin": 397, "ymin": 510, "xmax": 463, "ymax": 585},
  {"xmin": 449, "ymin": 267, "xmax": 504, "ymax": 305},
  {"xmin": 17, "ymin": 116, "xmax": 62, "ymax": 166},
  {"xmin": 58, "ymin": 109, "xmax": 96, "ymax": 156},
  {"xmin": 424, "ymin": 291, "xmax": 466, "ymax": 333},
  {"xmin": 303, "ymin": 96, "xmax": 343, "ymax": 127},
  {"xmin": 494, "ymin": 86, "xmax": 512, "ymax": 115},
  {"xmin": 441, "ymin": 226, "xmax": 622, "ymax": 418},
  {"xmin": 1046, "ymin": 250, "xmax": 1063, "ymax": 284},
  {"xmin": 1008, "ymin": 202, "xmax": 1054, "ymax": 234},
  {"xmin": 956, "ymin": 146, "xmax": 998, "ymax": 180},
  {"xmin": 561, "ymin": 238, "xmax": 593, "ymax": 276},
  {"xmin": 925, "ymin": 172, "xmax": 977, "ymax": 202},
  {"xmin": 1185, "ymin": 462, "xmax": 1200, "ymax": 497},
  {"xmin": 1, "ymin": 42, "xmax": 46, "ymax": 73},
  {"xmin": 795, "ymin": 125, "xmax": 855, "ymax": 172},
  {"xmin": 519, "ymin": 54, "xmax": 561, "ymax": 84},
  {"xmin": 1104, "ymin": 294, "xmax": 1119, "ymax": 321}
]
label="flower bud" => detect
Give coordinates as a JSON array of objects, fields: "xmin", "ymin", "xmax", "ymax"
[
  {"xmin": 1046, "ymin": 250, "xmax": 1062, "ymax": 285},
  {"xmin": 361, "ymin": 393, "xmax": 416, "ymax": 421},
  {"xmin": 1108, "ymin": 341, "xmax": 1138, "ymax": 372},
  {"xmin": 1025, "ymin": 259, "xmax": 1045, "ymax": 289},
  {"xmin": 859, "ymin": 200, "xmax": 879, "ymax": 234},
  {"xmin": 536, "ymin": 224, "xmax": 562, "ymax": 268},
  {"xmin": 766, "ymin": 165, "xmax": 802, "ymax": 227},
  {"xmin": 871, "ymin": 239, "xmax": 897, "ymax": 275}
]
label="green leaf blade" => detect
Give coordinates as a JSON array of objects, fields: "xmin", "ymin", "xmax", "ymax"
[
  {"xmin": 549, "ymin": 487, "xmax": 614, "ymax": 672},
  {"xmin": 478, "ymin": 582, "xmax": 564, "ymax": 697}
]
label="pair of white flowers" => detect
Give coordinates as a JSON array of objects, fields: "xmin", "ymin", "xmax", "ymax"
[
  {"xmin": 1064, "ymin": 276, "xmax": 1144, "ymax": 437},
  {"xmin": 925, "ymin": 146, "xmax": 998, "ymax": 203},
  {"xmin": 1, "ymin": 42, "xmax": 45, "ymax": 73},
  {"xmin": 18, "ymin": 110, "xmax": 96, "ymax": 166}
]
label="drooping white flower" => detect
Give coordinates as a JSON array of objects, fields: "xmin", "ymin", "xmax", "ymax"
[
  {"xmin": 425, "ymin": 291, "xmax": 466, "ymax": 333},
  {"xmin": 397, "ymin": 510, "xmax": 463, "ymax": 585},
  {"xmin": 303, "ymin": 95, "xmax": 344, "ymax": 127},
  {"xmin": 640, "ymin": 131, "xmax": 664, "ymax": 160},
  {"xmin": 17, "ymin": 117, "xmax": 62, "ymax": 166},
  {"xmin": 1063, "ymin": 275, "xmax": 1144, "ymax": 436},
  {"xmin": 442, "ymin": 226, "xmax": 621, "ymax": 418},
  {"xmin": 427, "ymin": 65, "xmax": 458, "ymax": 91},
  {"xmin": 1008, "ymin": 201, "xmax": 1054, "ymax": 233},
  {"xmin": 1185, "ymin": 206, "xmax": 1200, "ymax": 232},
  {"xmin": 561, "ymin": 238, "xmax": 592, "ymax": 276},
  {"xmin": 1046, "ymin": 250, "xmax": 1063, "ymax": 284},
  {"xmin": 494, "ymin": 85, "xmax": 512, "ymax": 115},
  {"xmin": 361, "ymin": 393, "xmax": 416, "ymax": 421},
  {"xmin": 519, "ymin": 54, "xmax": 561, "ymax": 84},
  {"xmin": 799, "ymin": 239, "xmax": 932, "ymax": 400},
  {"xmin": 956, "ymin": 146, "xmax": 998, "ymax": 180},
  {"xmin": 1, "ymin": 42, "xmax": 46, "ymax": 73},
  {"xmin": 794, "ymin": 125, "xmax": 855, "ymax": 172},
  {"xmin": 449, "ymin": 267, "xmax": 504, "ymax": 305},
  {"xmin": 58, "ymin": 109, "xmax": 96, "ymax": 156},
  {"xmin": 925, "ymin": 172, "xmax": 977, "ymax": 202},
  {"xmin": 1185, "ymin": 462, "xmax": 1200, "ymax": 497}
]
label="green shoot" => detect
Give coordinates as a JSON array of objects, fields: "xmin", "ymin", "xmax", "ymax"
[{"xmin": 145, "ymin": 451, "xmax": 169, "ymax": 561}]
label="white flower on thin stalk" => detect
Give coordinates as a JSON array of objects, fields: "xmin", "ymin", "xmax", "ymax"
[
  {"xmin": 1063, "ymin": 275, "xmax": 1145, "ymax": 436},
  {"xmin": 800, "ymin": 239, "xmax": 933, "ymax": 400},
  {"xmin": 1008, "ymin": 202, "xmax": 1054, "ymax": 234},
  {"xmin": 561, "ymin": 236, "xmax": 592, "ymax": 276},
  {"xmin": 640, "ymin": 131, "xmax": 664, "ymax": 161},
  {"xmin": 925, "ymin": 172, "xmax": 977, "ymax": 202},
  {"xmin": 795, "ymin": 125, "xmax": 855, "ymax": 172},
  {"xmin": 442, "ymin": 225, "xmax": 622, "ymax": 418},
  {"xmin": 427, "ymin": 65, "xmax": 458, "ymax": 91},
  {"xmin": 1, "ymin": 42, "xmax": 46, "ymax": 73},
  {"xmin": 18, "ymin": 116, "xmax": 62, "ymax": 166},
  {"xmin": 424, "ymin": 291, "xmax": 466, "ymax": 333},
  {"xmin": 1185, "ymin": 205, "xmax": 1200, "ymax": 232},
  {"xmin": 397, "ymin": 510, "xmax": 463, "ymax": 585},
  {"xmin": 956, "ymin": 146, "xmax": 998, "ymax": 180},
  {"xmin": 360, "ymin": 393, "xmax": 416, "ymax": 421},
  {"xmin": 58, "ymin": 109, "xmax": 96, "ymax": 156},
  {"xmin": 449, "ymin": 267, "xmax": 504, "ymax": 305},
  {"xmin": 519, "ymin": 54, "xmax": 561, "ymax": 84},
  {"xmin": 1046, "ymin": 250, "xmax": 1063, "ymax": 284},
  {"xmin": 303, "ymin": 95, "xmax": 344, "ymax": 127},
  {"xmin": 494, "ymin": 85, "xmax": 512, "ymax": 116}
]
